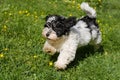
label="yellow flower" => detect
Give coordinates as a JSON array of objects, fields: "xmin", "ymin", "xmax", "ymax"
[
  {"xmin": 97, "ymin": 20, "xmax": 100, "ymax": 23},
  {"xmin": 104, "ymin": 51, "xmax": 108, "ymax": 55},
  {"xmin": 100, "ymin": 5, "xmax": 102, "ymax": 8},
  {"xmin": 3, "ymin": 25, "xmax": 7, "ymax": 29},
  {"xmin": 9, "ymin": 13, "xmax": 12, "ymax": 16},
  {"xmin": 49, "ymin": 61, "xmax": 53, "ymax": 66},
  {"xmin": 35, "ymin": 15, "xmax": 38, "ymax": 18},
  {"xmin": 2, "ymin": 25, "xmax": 7, "ymax": 32},
  {"xmin": 77, "ymin": 3, "xmax": 80, "ymax": 9},
  {"xmin": 4, "ymin": 12, "xmax": 7, "ymax": 14},
  {"xmin": 33, "ymin": 55, "xmax": 37, "ymax": 58},
  {"xmin": 25, "ymin": 10, "xmax": 28, "ymax": 13},
  {"xmin": 18, "ymin": 11, "xmax": 22, "ymax": 14},
  {"xmin": 4, "ymin": 48, "xmax": 8, "ymax": 51},
  {"xmin": 0, "ymin": 53, "xmax": 4, "ymax": 58},
  {"xmin": 69, "ymin": 13, "xmax": 72, "ymax": 16},
  {"xmin": 34, "ymin": 11, "xmax": 37, "ymax": 14},
  {"xmin": 94, "ymin": 7, "xmax": 96, "ymax": 10},
  {"xmin": 49, "ymin": 2, "xmax": 52, "ymax": 4},
  {"xmin": 72, "ymin": 1, "xmax": 75, "ymax": 4},
  {"xmin": 26, "ymin": 13, "xmax": 30, "ymax": 16},
  {"xmin": 98, "ymin": 0, "xmax": 102, "ymax": 3}
]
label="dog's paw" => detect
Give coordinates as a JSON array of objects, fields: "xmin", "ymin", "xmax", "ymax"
[
  {"xmin": 43, "ymin": 47, "xmax": 56, "ymax": 55},
  {"xmin": 54, "ymin": 61, "xmax": 67, "ymax": 70}
]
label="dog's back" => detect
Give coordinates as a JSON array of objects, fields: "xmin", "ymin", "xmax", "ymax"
[{"xmin": 71, "ymin": 2, "xmax": 102, "ymax": 45}]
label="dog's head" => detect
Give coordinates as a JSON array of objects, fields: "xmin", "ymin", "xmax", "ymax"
[{"xmin": 42, "ymin": 15, "xmax": 76, "ymax": 41}]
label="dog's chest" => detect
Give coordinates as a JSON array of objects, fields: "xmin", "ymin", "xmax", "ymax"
[{"xmin": 47, "ymin": 38, "xmax": 66, "ymax": 51}]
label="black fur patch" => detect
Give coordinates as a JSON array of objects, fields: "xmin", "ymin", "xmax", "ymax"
[
  {"xmin": 78, "ymin": 16, "xmax": 99, "ymax": 34},
  {"xmin": 45, "ymin": 15, "xmax": 77, "ymax": 37},
  {"xmin": 79, "ymin": 16, "xmax": 99, "ymax": 28},
  {"xmin": 64, "ymin": 17, "xmax": 77, "ymax": 28}
]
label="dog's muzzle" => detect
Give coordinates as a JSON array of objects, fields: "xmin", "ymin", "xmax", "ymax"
[{"xmin": 42, "ymin": 27, "xmax": 58, "ymax": 41}]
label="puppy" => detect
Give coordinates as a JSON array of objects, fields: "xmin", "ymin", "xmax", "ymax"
[{"xmin": 42, "ymin": 2, "xmax": 102, "ymax": 70}]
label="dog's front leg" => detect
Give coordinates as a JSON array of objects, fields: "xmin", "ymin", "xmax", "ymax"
[
  {"xmin": 43, "ymin": 41, "xmax": 56, "ymax": 55},
  {"xmin": 54, "ymin": 39, "xmax": 79, "ymax": 70}
]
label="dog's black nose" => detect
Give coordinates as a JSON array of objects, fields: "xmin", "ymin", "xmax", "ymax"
[{"xmin": 46, "ymin": 33, "xmax": 50, "ymax": 37}]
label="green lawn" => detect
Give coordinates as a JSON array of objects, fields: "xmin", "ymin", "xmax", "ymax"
[{"xmin": 0, "ymin": 0, "xmax": 120, "ymax": 80}]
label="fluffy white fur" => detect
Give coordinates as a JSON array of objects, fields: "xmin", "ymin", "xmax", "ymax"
[
  {"xmin": 43, "ymin": 2, "xmax": 102, "ymax": 70},
  {"xmin": 81, "ymin": 2, "xmax": 96, "ymax": 18},
  {"xmin": 47, "ymin": 16, "xmax": 56, "ymax": 22}
]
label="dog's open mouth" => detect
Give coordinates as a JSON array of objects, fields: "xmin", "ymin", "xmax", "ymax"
[
  {"xmin": 47, "ymin": 38, "xmax": 51, "ymax": 40},
  {"xmin": 47, "ymin": 37, "xmax": 61, "ymax": 42},
  {"xmin": 47, "ymin": 38, "xmax": 57, "ymax": 41}
]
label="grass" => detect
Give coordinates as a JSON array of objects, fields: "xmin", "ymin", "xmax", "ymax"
[{"xmin": 0, "ymin": 0, "xmax": 120, "ymax": 80}]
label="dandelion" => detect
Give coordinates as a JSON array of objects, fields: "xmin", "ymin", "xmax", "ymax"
[
  {"xmin": 4, "ymin": 12, "xmax": 7, "ymax": 14},
  {"xmin": 33, "ymin": 55, "xmax": 38, "ymax": 58},
  {"xmin": 18, "ymin": 10, "xmax": 23, "ymax": 14},
  {"xmin": 72, "ymin": 5, "xmax": 75, "ymax": 8},
  {"xmin": 48, "ymin": 1, "xmax": 52, "ymax": 4},
  {"xmin": 72, "ymin": 0, "xmax": 75, "ymax": 4},
  {"xmin": 25, "ymin": 10, "xmax": 28, "ymax": 14},
  {"xmin": 34, "ymin": 11, "xmax": 37, "ymax": 14},
  {"xmin": 77, "ymin": 3, "xmax": 80, "ymax": 9},
  {"xmin": 3, "ymin": 25, "xmax": 7, "ymax": 29},
  {"xmin": 4, "ymin": 48, "xmax": 8, "ymax": 51},
  {"xmin": 49, "ymin": 61, "xmax": 53, "ymax": 66},
  {"xmin": 104, "ymin": 51, "xmax": 108, "ymax": 55},
  {"xmin": 94, "ymin": 7, "xmax": 96, "ymax": 10},
  {"xmin": 97, "ymin": 20, "xmax": 100, "ymax": 23},
  {"xmin": 35, "ymin": 15, "xmax": 38, "ymax": 19},
  {"xmin": 9, "ymin": 13, "xmax": 12, "ymax": 16},
  {"xmin": 0, "ymin": 53, "xmax": 4, "ymax": 58},
  {"xmin": 26, "ymin": 13, "xmax": 30, "ymax": 16},
  {"xmin": 69, "ymin": 13, "xmax": 72, "ymax": 16},
  {"xmin": 98, "ymin": 0, "xmax": 102, "ymax": 3},
  {"xmin": 100, "ymin": 5, "xmax": 102, "ymax": 8},
  {"xmin": 2, "ymin": 25, "xmax": 7, "ymax": 32}
]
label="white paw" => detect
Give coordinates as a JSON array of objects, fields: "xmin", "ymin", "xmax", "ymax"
[
  {"xmin": 43, "ymin": 47, "xmax": 56, "ymax": 55},
  {"xmin": 54, "ymin": 61, "xmax": 67, "ymax": 70}
]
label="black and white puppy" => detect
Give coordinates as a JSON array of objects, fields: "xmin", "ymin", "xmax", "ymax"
[{"xmin": 42, "ymin": 2, "xmax": 102, "ymax": 70}]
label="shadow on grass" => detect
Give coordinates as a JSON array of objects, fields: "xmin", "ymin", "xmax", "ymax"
[
  {"xmin": 68, "ymin": 45, "xmax": 104, "ymax": 69},
  {"xmin": 50, "ymin": 45, "xmax": 104, "ymax": 70}
]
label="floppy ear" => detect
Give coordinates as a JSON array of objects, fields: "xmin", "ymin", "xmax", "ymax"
[
  {"xmin": 57, "ymin": 15, "xmax": 66, "ymax": 21},
  {"xmin": 64, "ymin": 17, "xmax": 76, "ymax": 28}
]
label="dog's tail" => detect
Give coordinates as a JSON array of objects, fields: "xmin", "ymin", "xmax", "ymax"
[{"xmin": 81, "ymin": 2, "xmax": 96, "ymax": 18}]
